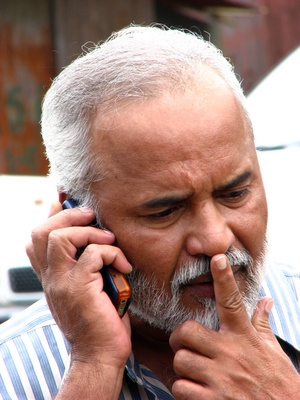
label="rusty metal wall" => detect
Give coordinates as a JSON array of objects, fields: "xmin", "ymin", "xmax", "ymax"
[
  {"xmin": 0, "ymin": 0, "xmax": 54, "ymax": 175},
  {"xmin": 0, "ymin": 0, "xmax": 154, "ymax": 175},
  {"xmin": 1, "ymin": 0, "xmax": 299, "ymax": 174},
  {"xmin": 52, "ymin": 0, "xmax": 155, "ymax": 72},
  {"xmin": 216, "ymin": 0, "xmax": 300, "ymax": 92}
]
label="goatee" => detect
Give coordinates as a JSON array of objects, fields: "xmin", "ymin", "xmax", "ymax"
[{"xmin": 127, "ymin": 245, "xmax": 267, "ymax": 333}]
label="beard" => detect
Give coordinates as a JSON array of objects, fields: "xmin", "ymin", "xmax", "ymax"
[{"xmin": 127, "ymin": 244, "xmax": 267, "ymax": 333}]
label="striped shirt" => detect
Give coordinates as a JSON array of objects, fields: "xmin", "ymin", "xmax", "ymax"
[{"xmin": 0, "ymin": 262, "xmax": 299, "ymax": 399}]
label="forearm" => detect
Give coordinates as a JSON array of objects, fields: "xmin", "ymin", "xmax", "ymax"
[{"xmin": 55, "ymin": 359, "xmax": 125, "ymax": 400}]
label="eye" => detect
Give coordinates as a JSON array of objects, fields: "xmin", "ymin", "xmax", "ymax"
[
  {"xmin": 221, "ymin": 188, "xmax": 250, "ymax": 202},
  {"xmin": 147, "ymin": 205, "xmax": 182, "ymax": 220}
]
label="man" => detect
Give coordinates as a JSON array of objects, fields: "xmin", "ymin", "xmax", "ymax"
[{"xmin": 0, "ymin": 25, "xmax": 300, "ymax": 399}]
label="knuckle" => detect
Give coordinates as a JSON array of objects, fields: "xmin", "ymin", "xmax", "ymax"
[
  {"xmin": 178, "ymin": 320, "xmax": 197, "ymax": 336},
  {"xmin": 25, "ymin": 241, "xmax": 33, "ymax": 256},
  {"xmin": 222, "ymin": 289, "xmax": 244, "ymax": 311},
  {"xmin": 31, "ymin": 225, "xmax": 45, "ymax": 241},
  {"xmin": 48, "ymin": 229, "xmax": 64, "ymax": 243},
  {"xmin": 172, "ymin": 380, "xmax": 191, "ymax": 400},
  {"xmin": 173, "ymin": 349, "xmax": 187, "ymax": 374}
]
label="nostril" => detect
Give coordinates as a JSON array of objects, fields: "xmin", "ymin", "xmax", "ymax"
[{"xmin": 185, "ymin": 227, "xmax": 235, "ymax": 259}]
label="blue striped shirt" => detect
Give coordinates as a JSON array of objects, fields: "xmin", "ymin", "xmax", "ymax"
[{"xmin": 0, "ymin": 262, "xmax": 299, "ymax": 399}]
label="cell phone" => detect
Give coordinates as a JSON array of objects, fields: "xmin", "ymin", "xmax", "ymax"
[{"xmin": 62, "ymin": 198, "xmax": 131, "ymax": 317}]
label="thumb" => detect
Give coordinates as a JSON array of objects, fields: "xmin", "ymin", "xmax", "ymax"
[{"xmin": 252, "ymin": 297, "xmax": 278, "ymax": 344}]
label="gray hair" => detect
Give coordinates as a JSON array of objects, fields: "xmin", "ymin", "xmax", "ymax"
[{"xmin": 41, "ymin": 24, "xmax": 251, "ymax": 208}]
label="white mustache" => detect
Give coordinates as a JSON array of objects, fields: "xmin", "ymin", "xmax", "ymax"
[{"xmin": 171, "ymin": 248, "xmax": 253, "ymax": 293}]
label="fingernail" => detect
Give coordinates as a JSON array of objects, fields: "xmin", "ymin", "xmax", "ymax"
[
  {"xmin": 265, "ymin": 299, "xmax": 274, "ymax": 314},
  {"xmin": 102, "ymin": 228, "xmax": 114, "ymax": 235},
  {"xmin": 78, "ymin": 206, "xmax": 93, "ymax": 213},
  {"xmin": 215, "ymin": 255, "xmax": 227, "ymax": 270}
]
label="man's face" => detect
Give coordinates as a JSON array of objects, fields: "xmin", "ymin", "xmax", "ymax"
[{"xmin": 92, "ymin": 72, "xmax": 268, "ymax": 332}]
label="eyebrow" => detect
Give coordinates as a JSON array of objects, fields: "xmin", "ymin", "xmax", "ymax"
[
  {"xmin": 140, "ymin": 193, "xmax": 193, "ymax": 210},
  {"xmin": 216, "ymin": 171, "xmax": 253, "ymax": 191},
  {"xmin": 139, "ymin": 171, "xmax": 253, "ymax": 210}
]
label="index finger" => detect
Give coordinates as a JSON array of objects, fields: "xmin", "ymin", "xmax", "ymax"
[
  {"xmin": 48, "ymin": 200, "xmax": 63, "ymax": 217},
  {"xmin": 27, "ymin": 205, "xmax": 115, "ymax": 277},
  {"xmin": 211, "ymin": 254, "xmax": 252, "ymax": 334}
]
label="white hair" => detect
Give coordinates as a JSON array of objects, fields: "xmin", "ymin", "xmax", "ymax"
[{"xmin": 41, "ymin": 24, "xmax": 251, "ymax": 208}]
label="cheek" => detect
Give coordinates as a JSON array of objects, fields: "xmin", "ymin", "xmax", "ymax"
[
  {"xmin": 234, "ymin": 194, "xmax": 268, "ymax": 257},
  {"xmin": 115, "ymin": 228, "xmax": 183, "ymax": 283}
]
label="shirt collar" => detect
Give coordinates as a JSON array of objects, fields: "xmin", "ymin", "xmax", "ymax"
[{"xmin": 125, "ymin": 352, "xmax": 173, "ymax": 397}]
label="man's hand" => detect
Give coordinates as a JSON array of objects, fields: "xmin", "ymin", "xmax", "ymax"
[
  {"xmin": 26, "ymin": 201, "xmax": 132, "ymax": 399},
  {"xmin": 169, "ymin": 254, "xmax": 300, "ymax": 399}
]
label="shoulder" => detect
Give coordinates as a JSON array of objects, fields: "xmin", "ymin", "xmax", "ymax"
[
  {"xmin": 261, "ymin": 261, "xmax": 300, "ymax": 352},
  {"xmin": 262, "ymin": 261, "xmax": 300, "ymax": 300},
  {"xmin": 0, "ymin": 298, "xmax": 69, "ymax": 399},
  {"xmin": 0, "ymin": 298, "xmax": 53, "ymax": 342}
]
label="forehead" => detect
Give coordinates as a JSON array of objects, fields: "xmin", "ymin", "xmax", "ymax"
[{"xmin": 92, "ymin": 74, "xmax": 255, "ymax": 200}]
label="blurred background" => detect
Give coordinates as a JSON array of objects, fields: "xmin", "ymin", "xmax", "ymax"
[{"xmin": 1, "ymin": 0, "xmax": 300, "ymax": 176}]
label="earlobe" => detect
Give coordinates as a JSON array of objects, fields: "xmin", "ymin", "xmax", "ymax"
[{"xmin": 59, "ymin": 192, "xmax": 68, "ymax": 204}]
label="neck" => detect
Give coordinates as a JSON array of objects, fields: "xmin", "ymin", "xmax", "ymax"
[{"xmin": 130, "ymin": 314, "xmax": 177, "ymax": 390}]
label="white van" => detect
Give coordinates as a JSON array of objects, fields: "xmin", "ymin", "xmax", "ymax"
[
  {"xmin": 0, "ymin": 175, "xmax": 57, "ymax": 322},
  {"xmin": 247, "ymin": 46, "xmax": 300, "ymax": 267}
]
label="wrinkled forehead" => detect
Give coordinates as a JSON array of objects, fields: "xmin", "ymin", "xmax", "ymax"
[{"xmin": 91, "ymin": 73, "xmax": 252, "ymax": 173}]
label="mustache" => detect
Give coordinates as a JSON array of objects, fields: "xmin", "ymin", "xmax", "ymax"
[{"xmin": 171, "ymin": 248, "xmax": 253, "ymax": 292}]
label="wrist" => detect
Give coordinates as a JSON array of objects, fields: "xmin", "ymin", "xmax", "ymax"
[{"xmin": 56, "ymin": 358, "xmax": 126, "ymax": 400}]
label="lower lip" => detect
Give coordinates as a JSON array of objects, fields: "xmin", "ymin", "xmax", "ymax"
[
  {"xmin": 186, "ymin": 282, "xmax": 215, "ymax": 298},
  {"xmin": 185, "ymin": 269, "xmax": 242, "ymax": 298}
]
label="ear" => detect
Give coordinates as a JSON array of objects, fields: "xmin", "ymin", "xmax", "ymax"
[{"xmin": 59, "ymin": 192, "xmax": 68, "ymax": 204}]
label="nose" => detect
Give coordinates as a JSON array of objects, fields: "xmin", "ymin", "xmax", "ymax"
[{"xmin": 185, "ymin": 200, "xmax": 235, "ymax": 258}]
